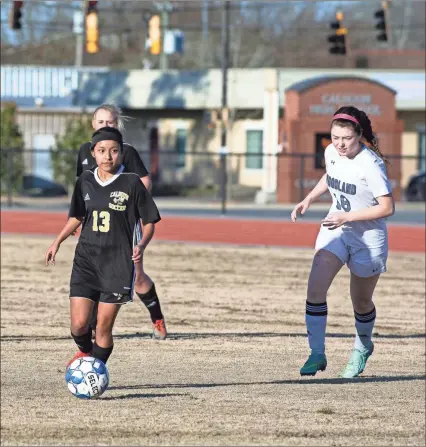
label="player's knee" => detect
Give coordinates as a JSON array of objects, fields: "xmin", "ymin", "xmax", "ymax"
[
  {"xmin": 352, "ymin": 295, "xmax": 374, "ymax": 313},
  {"xmin": 307, "ymin": 274, "xmax": 329, "ymax": 302},
  {"xmin": 306, "ymin": 286, "xmax": 327, "ymax": 304},
  {"xmin": 70, "ymin": 321, "xmax": 90, "ymax": 336},
  {"xmin": 94, "ymin": 320, "xmax": 113, "ymax": 338},
  {"xmin": 313, "ymin": 249, "xmax": 341, "ymax": 267},
  {"xmin": 134, "ymin": 273, "xmax": 152, "ymax": 290}
]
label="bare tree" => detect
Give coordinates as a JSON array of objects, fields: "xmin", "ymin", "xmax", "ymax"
[{"xmin": 1, "ymin": 0, "xmax": 424, "ymax": 69}]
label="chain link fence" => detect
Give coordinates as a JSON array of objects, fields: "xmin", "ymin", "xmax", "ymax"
[{"xmin": 1, "ymin": 148, "xmax": 424, "ymax": 209}]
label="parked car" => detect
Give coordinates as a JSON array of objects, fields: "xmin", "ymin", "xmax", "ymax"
[
  {"xmin": 22, "ymin": 175, "xmax": 68, "ymax": 197},
  {"xmin": 405, "ymin": 170, "xmax": 426, "ymax": 202}
]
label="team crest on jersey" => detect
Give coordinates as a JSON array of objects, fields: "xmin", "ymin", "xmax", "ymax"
[{"xmin": 109, "ymin": 191, "xmax": 129, "ymax": 211}]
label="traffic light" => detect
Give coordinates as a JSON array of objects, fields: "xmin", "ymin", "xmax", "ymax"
[
  {"xmin": 374, "ymin": 1, "xmax": 388, "ymax": 42},
  {"xmin": 86, "ymin": 0, "xmax": 99, "ymax": 54},
  {"xmin": 328, "ymin": 11, "xmax": 347, "ymax": 55},
  {"xmin": 148, "ymin": 15, "xmax": 161, "ymax": 55},
  {"xmin": 9, "ymin": 1, "xmax": 23, "ymax": 30}
]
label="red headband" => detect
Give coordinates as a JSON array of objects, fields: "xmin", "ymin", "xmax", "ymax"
[{"xmin": 333, "ymin": 113, "xmax": 360, "ymax": 126}]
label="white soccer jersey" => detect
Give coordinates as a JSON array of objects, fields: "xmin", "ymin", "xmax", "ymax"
[{"xmin": 324, "ymin": 143, "xmax": 392, "ymax": 249}]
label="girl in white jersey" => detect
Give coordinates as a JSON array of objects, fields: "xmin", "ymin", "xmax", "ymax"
[{"xmin": 291, "ymin": 106, "xmax": 395, "ymax": 378}]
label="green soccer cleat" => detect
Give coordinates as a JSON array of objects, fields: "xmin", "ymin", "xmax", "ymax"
[
  {"xmin": 340, "ymin": 343, "xmax": 374, "ymax": 378},
  {"xmin": 300, "ymin": 353, "xmax": 327, "ymax": 376}
]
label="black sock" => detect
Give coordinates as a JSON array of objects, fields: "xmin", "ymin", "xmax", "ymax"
[
  {"xmin": 71, "ymin": 328, "xmax": 93, "ymax": 353},
  {"xmin": 137, "ymin": 284, "xmax": 164, "ymax": 323},
  {"xmin": 92, "ymin": 342, "xmax": 114, "ymax": 364}
]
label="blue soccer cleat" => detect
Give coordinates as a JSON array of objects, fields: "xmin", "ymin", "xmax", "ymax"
[
  {"xmin": 300, "ymin": 353, "xmax": 327, "ymax": 376},
  {"xmin": 340, "ymin": 342, "xmax": 374, "ymax": 378}
]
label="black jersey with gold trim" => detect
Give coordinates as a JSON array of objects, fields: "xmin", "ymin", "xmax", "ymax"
[{"xmin": 69, "ymin": 165, "xmax": 160, "ymax": 295}]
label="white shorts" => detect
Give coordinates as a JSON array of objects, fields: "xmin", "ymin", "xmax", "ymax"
[{"xmin": 315, "ymin": 226, "xmax": 388, "ymax": 278}]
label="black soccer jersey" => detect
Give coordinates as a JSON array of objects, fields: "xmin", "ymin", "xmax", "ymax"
[
  {"xmin": 76, "ymin": 142, "xmax": 149, "ymax": 178},
  {"xmin": 69, "ymin": 165, "xmax": 160, "ymax": 295}
]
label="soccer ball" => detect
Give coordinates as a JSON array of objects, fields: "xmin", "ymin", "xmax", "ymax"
[{"xmin": 65, "ymin": 356, "xmax": 109, "ymax": 399}]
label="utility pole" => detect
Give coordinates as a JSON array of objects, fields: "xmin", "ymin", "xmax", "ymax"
[
  {"xmin": 157, "ymin": 2, "xmax": 172, "ymax": 69},
  {"xmin": 73, "ymin": 0, "xmax": 86, "ymax": 106},
  {"xmin": 202, "ymin": 0, "xmax": 209, "ymax": 65},
  {"xmin": 74, "ymin": 0, "xmax": 86, "ymax": 68},
  {"xmin": 219, "ymin": 0, "xmax": 230, "ymax": 214}
]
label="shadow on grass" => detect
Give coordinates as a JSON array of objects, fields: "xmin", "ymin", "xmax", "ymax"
[
  {"xmin": 100, "ymin": 392, "xmax": 189, "ymax": 401},
  {"xmin": 2, "ymin": 332, "xmax": 425, "ymax": 342},
  {"xmin": 109, "ymin": 374, "xmax": 426, "ymax": 391}
]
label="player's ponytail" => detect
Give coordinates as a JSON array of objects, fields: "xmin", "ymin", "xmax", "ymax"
[
  {"xmin": 93, "ymin": 104, "xmax": 131, "ymax": 133},
  {"xmin": 357, "ymin": 110, "xmax": 389, "ymax": 165},
  {"xmin": 332, "ymin": 106, "xmax": 389, "ymax": 165}
]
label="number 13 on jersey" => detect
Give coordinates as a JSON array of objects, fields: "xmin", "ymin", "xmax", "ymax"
[{"xmin": 92, "ymin": 210, "xmax": 111, "ymax": 232}]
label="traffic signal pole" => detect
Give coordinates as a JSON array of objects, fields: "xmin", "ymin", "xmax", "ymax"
[
  {"xmin": 159, "ymin": 5, "xmax": 170, "ymax": 70},
  {"xmin": 219, "ymin": 0, "xmax": 230, "ymax": 215},
  {"xmin": 75, "ymin": 0, "xmax": 87, "ymax": 68}
]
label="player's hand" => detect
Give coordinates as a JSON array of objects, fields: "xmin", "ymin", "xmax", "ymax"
[
  {"xmin": 132, "ymin": 245, "xmax": 144, "ymax": 264},
  {"xmin": 291, "ymin": 197, "xmax": 311, "ymax": 222},
  {"xmin": 321, "ymin": 212, "xmax": 348, "ymax": 230},
  {"xmin": 45, "ymin": 243, "xmax": 59, "ymax": 266}
]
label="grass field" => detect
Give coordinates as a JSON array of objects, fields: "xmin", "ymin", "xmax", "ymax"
[{"xmin": 1, "ymin": 234, "xmax": 425, "ymax": 446}]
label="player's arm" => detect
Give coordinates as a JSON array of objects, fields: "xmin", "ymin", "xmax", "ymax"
[
  {"xmin": 345, "ymin": 194, "xmax": 395, "ymax": 222},
  {"xmin": 304, "ymin": 173, "xmax": 328, "ymax": 202},
  {"xmin": 46, "ymin": 176, "xmax": 86, "ymax": 265},
  {"xmin": 132, "ymin": 222, "xmax": 155, "ymax": 264},
  {"xmin": 123, "ymin": 145, "xmax": 152, "ymax": 192},
  {"xmin": 131, "ymin": 180, "xmax": 161, "ymax": 263},
  {"xmin": 291, "ymin": 174, "xmax": 328, "ymax": 222},
  {"xmin": 45, "ymin": 218, "xmax": 83, "ymax": 266},
  {"xmin": 141, "ymin": 175, "xmax": 151, "ymax": 192},
  {"xmin": 322, "ymin": 194, "xmax": 394, "ymax": 230},
  {"xmin": 137, "ymin": 223, "xmax": 155, "ymax": 250}
]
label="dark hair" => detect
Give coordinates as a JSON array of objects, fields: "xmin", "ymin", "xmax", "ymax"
[
  {"xmin": 90, "ymin": 126, "xmax": 123, "ymax": 152},
  {"xmin": 331, "ymin": 105, "xmax": 389, "ymax": 164}
]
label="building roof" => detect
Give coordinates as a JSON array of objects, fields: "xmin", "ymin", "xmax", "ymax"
[
  {"xmin": 1, "ymin": 66, "xmax": 424, "ymax": 112},
  {"xmin": 285, "ymin": 75, "xmax": 397, "ymax": 95}
]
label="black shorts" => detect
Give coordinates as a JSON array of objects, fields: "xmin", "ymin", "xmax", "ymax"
[{"xmin": 69, "ymin": 283, "xmax": 132, "ymax": 305}]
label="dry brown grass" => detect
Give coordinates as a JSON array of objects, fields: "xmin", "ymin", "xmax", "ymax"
[{"xmin": 1, "ymin": 235, "xmax": 425, "ymax": 446}]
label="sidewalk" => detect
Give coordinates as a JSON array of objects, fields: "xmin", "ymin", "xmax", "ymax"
[{"xmin": 1, "ymin": 194, "xmax": 425, "ymax": 212}]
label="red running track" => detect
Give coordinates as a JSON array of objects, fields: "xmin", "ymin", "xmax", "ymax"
[{"xmin": 1, "ymin": 210, "xmax": 424, "ymax": 253}]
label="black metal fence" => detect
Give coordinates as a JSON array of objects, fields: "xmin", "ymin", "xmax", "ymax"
[{"xmin": 1, "ymin": 148, "xmax": 424, "ymax": 210}]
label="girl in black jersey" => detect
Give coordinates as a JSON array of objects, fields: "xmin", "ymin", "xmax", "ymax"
[
  {"xmin": 46, "ymin": 127, "xmax": 161, "ymax": 367},
  {"xmin": 76, "ymin": 104, "xmax": 167, "ymax": 341}
]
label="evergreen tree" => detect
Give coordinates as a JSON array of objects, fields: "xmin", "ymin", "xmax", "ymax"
[
  {"xmin": 52, "ymin": 116, "xmax": 92, "ymax": 191},
  {"xmin": 0, "ymin": 104, "xmax": 25, "ymax": 194}
]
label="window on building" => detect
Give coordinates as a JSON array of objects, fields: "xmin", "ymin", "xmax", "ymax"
[
  {"xmin": 315, "ymin": 133, "xmax": 331, "ymax": 169},
  {"xmin": 175, "ymin": 128, "xmax": 187, "ymax": 168},
  {"xmin": 419, "ymin": 130, "xmax": 426, "ymax": 172},
  {"xmin": 245, "ymin": 130, "xmax": 263, "ymax": 169}
]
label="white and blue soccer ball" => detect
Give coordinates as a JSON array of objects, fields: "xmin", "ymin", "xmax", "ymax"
[{"xmin": 65, "ymin": 356, "xmax": 109, "ymax": 399}]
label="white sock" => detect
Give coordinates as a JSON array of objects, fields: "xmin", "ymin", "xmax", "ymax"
[
  {"xmin": 354, "ymin": 307, "xmax": 376, "ymax": 351},
  {"xmin": 305, "ymin": 301, "xmax": 328, "ymax": 355}
]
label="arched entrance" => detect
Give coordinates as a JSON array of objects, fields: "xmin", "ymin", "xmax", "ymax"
[{"xmin": 277, "ymin": 76, "xmax": 404, "ymax": 202}]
